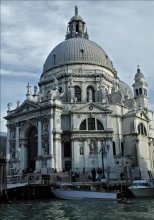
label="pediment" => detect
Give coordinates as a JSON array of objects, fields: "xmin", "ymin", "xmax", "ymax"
[
  {"xmin": 14, "ymin": 100, "xmax": 40, "ymax": 115},
  {"xmin": 136, "ymin": 110, "xmax": 150, "ymax": 121},
  {"xmin": 124, "ymin": 109, "xmax": 149, "ymax": 121},
  {"xmin": 72, "ymin": 102, "xmax": 112, "ymax": 114}
]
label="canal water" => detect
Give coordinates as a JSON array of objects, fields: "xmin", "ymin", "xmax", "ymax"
[{"xmin": 0, "ymin": 199, "xmax": 154, "ymax": 220}]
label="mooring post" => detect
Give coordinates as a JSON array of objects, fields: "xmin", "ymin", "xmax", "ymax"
[{"xmin": 0, "ymin": 154, "xmax": 8, "ymax": 203}]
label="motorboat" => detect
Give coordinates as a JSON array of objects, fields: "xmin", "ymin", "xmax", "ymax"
[
  {"xmin": 51, "ymin": 183, "xmax": 118, "ymax": 200},
  {"xmin": 128, "ymin": 179, "xmax": 154, "ymax": 198}
]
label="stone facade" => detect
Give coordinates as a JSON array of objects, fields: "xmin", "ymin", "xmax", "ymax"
[{"xmin": 5, "ymin": 8, "xmax": 154, "ymax": 179}]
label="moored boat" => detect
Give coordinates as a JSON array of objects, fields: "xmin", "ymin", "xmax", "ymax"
[
  {"xmin": 51, "ymin": 183, "xmax": 118, "ymax": 200},
  {"xmin": 128, "ymin": 180, "xmax": 154, "ymax": 198}
]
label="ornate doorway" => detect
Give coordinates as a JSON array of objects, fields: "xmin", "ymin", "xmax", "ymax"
[
  {"xmin": 63, "ymin": 142, "xmax": 71, "ymax": 171},
  {"xmin": 28, "ymin": 126, "xmax": 38, "ymax": 171}
]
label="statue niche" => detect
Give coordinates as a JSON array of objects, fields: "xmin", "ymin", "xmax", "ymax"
[{"xmin": 89, "ymin": 141, "xmax": 98, "ymax": 155}]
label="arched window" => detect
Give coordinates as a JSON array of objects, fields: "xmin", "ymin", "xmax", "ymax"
[
  {"xmin": 80, "ymin": 119, "xmax": 86, "ymax": 130},
  {"xmin": 75, "ymin": 86, "xmax": 81, "ymax": 102},
  {"xmin": 87, "ymin": 86, "xmax": 95, "ymax": 102},
  {"xmin": 79, "ymin": 118, "xmax": 104, "ymax": 131},
  {"xmin": 121, "ymin": 142, "xmax": 124, "ymax": 156},
  {"xmin": 88, "ymin": 118, "xmax": 95, "ymax": 130},
  {"xmin": 97, "ymin": 119, "xmax": 104, "ymax": 130},
  {"xmin": 136, "ymin": 89, "xmax": 138, "ymax": 96},
  {"xmin": 144, "ymin": 89, "xmax": 147, "ymax": 96},
  {"xmin": 113, "ymin": 141, "xmax": 116, "ymax": 156},
  {"xmin": 138, "ymin": 123, "xmax": 147, "ymax": 136},
  {"xmin": 139, "ymin": 88, "xmax": 142, "ymax": 95},
  {"xmin": 76, "ymin": 24, "xmax": 79, "ymax": 33}
]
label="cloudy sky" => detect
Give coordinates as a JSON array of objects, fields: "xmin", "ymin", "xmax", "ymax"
[{"xmin": 1, "ymin": 0, "xmax": 154, "ymax": 132}]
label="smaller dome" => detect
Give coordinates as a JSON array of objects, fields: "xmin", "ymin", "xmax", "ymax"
[
  {"xmin": 70, "ymin": 15, "xmax": 84, "ymax": 22},
  {"xmin": 119, "ymin": 80, "xmax": 133, "ymax": 98},
  {"xmin": 134, "ymin": 66, "xmax": 145, "ymax": 83}
]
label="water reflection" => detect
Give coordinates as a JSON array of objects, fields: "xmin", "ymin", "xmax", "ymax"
[{"xmin": 0, "ymin": 199, "xmax": 154, "ymax": 220}]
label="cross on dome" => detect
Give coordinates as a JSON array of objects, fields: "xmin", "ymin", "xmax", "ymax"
[
  {"xmin": 137, "ymin": 65, "xmax": 140, "ymax": 72},
  {"xmin": 75, "ymin": 6, "xmax": 78, "ymax": 15}
]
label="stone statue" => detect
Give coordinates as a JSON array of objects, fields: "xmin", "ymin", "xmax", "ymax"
[
  {"xmin": 70, "ymin": 87, "xmax": 75, "ymax": 103},
  {"xmin": 99, "ymin": 76, "xmax": 104, "ymax": 87},
  {"xmin": 53, "ymin": 78, "xmax": 59, "ymax": 90},
  {"xmin": 88, "ymin": 89, "xmax": 93, "ymax": 102},
  {"xmin": 48, "ymin": 89, "xmax": 53, "ymax": 99},
  {"xmin": 69, "ymin": 76, "xmax": 73, "ymax": 86},
  {"xmin": 34, "ymin": 85, "xmax": 38, "ymax": 94},
  {"xmin": 42, "ymin": 138, "xmax": 49, "ymax": 155},
  {"xmin": 16, "ymin": 100, "xmax": 20, "ymax": 108},
  {"xmin": 89, "ymin": 141, "xmax": 97, "ymax": 155},
  {"xmin": 43, "ymin": 120, "xmax": 49, "ymax": 132},
  {"xmin": 74, "ymin": 97, "xmax": 77, "ymax": 104},
  {"xmin": 7, "ymin": 102, "xmax": 12, "ymax": 111},
  {"xmin": 27, "ymin": 83, "xmax": 31, "ymax": 94},
  {"xmin": 26, "ymin": 83, "xmax": 32, "ymax": 100}
]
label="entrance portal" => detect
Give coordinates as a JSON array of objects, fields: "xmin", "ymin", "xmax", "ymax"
[
  {"xmin": 64, "ymin": 142, "xmax": 71, "ymax": 170},
  {"xmin": 28, "ymin": 126, "xmax": 38, "ymax": 171}
]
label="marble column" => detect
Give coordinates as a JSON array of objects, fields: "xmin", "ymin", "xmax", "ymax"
[
  {"xmin": 83, "ymin": 140, "xmax": 86, "ymax": 170},
  {"xmin": 47, "ymin": 117, "xmax": 54, "ymax": 169},
  {"xmin": 106, "ymin": 138, "xmax": 114, "ymax": 168},
  {"xmin": 15, "ymin": 125, "xmax": 20, "ymax": 171},
  {"xmin": 6, "ymin": 126, "xmax": 11, "ymax": 174},
  {"xmin": 84, "ymin": 140, "xmax": 89, "ymax": 169},
  {"xmin": 81, "ymin": 81, "xmax": 86, "ymax": 102},
  {"xmin": 49, "ymin": 117, "xmax": 53, "ymax": 155},
  {"xmin": 97, "ymin": 140, "xmax": 101, "ymax": 168},
  {"xmin": 15, "ymin": 125, "xmax": 19, "ymax": 151},
  {"xmin": 73, "ymin": 140, "xmax": 79, "ymax": 169},
  {"xmin": 55, "ymin": 139, "xmax": 62, "ymax": 171},
  {"xmin": 20, "ymin": 142, "xmax": 28, "ymax": 171},
  {"xmin": 37, "ymin": 121, "xmax": 42, "ymax": 156},
  {"xmin": 71, "ymin": 140, "xmax": 75, "ymax": 170}
]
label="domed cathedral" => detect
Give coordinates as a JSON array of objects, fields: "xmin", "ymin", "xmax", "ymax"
[{"xmin": 5, "ymin": 7, "xmax": 154, "ymax": 180}]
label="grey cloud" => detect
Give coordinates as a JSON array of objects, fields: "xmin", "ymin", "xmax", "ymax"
[{"xmin": 1, "ymin": 0, "xmax": 154, "ymax": 131}]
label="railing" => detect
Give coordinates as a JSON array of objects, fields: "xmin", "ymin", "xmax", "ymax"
[{"xmin": 7, "ymin": 174, "xmax": 28, "ymax": 189}]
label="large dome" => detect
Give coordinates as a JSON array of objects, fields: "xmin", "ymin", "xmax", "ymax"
[{"xmin": 43, "ymin": 38, "xmax": 115, "ymax": 73}]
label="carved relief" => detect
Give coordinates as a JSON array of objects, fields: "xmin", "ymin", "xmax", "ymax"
[
  {"xmin": 10, "ymin": 127, "xmax": 16, "ymax": 139},
  {"xmin": 68, "ymin": 75, "xmax": 74, "ymax": 86},
  {"xmin": 42, "ymin": 118, "xmax": 49, "ymax": 133},
  {"xmin": 42, "ymin": 159, "xmax": 47, "ymax": 168},
  {"xmin": 79, "ymin": 142, "xmax": 84, "ymax": 155},
  {"xmin": 10, "ymin": 142, "xmax": 16, "ymax": 160},
  {"xmin": 42, "ymin": 136, "xmax": 49, "ymax": 155},
  {"xmin": 61, "ymin": 136, "xmax": 70, "ymax": 143},
  {"xmin": 89, "ymin": 140, "xmax": 98, "ymax": 155},
  {"xmin": 29, "ymin": 118, "xmax": 38, "ymax": 127}
]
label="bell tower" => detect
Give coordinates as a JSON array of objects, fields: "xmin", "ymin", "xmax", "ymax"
[
  {"xmin": 65, "ymin": 6, "xmax": 89, "ymax": 40},
  {"xmin": 132, "ymin": 66, "xmax": 149, "ymax": 109}
]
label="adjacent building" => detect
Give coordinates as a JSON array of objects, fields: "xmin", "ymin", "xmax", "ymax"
[{"xmin": 5, "ymin": 7, "xmax": 154, "ymax": 179}]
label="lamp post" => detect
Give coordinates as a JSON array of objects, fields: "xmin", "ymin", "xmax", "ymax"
[{"xmin": 99, "ymin": 140, "xmax": 110, "ymax": 180}]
